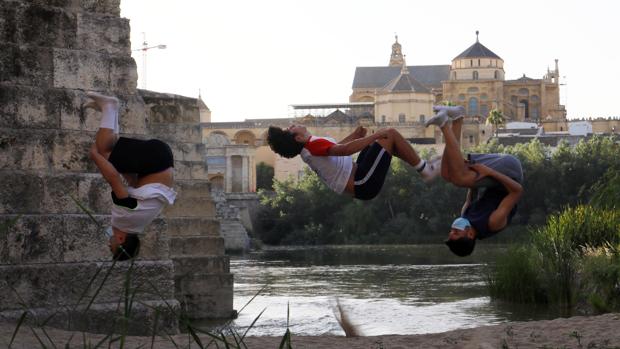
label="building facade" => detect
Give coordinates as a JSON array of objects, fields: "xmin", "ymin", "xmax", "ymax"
[{"xmin": 203, "ymin": 34, "xmax": 616, "ymax": 186}]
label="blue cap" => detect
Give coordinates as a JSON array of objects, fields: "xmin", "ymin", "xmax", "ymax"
[{"xmin": 451, "ymin": 217, "xmax": 471, "ymax": 231}]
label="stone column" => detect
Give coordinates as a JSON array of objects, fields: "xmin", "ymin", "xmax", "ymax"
[{"xmin": 0, "ymin": 0, "xmax": 179, "ymax": 334}]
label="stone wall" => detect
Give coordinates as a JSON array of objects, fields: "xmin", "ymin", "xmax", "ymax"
[{"xmin": 0, "ymin": 0, "xmax": 231, "ymax": 334}]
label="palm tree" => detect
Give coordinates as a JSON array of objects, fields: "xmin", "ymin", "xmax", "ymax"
[{"xmin": 486, "ymin": 108, "xmax": 505, "ymax": 137}]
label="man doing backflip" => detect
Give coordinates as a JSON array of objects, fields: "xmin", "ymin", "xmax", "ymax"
[
  {"xmin": 85, "ymin": 92, "xmax": 176, "ymax": 261},
  {"xmin": 267, "ymin": 125, "xmax": 440, "ymax": 200},
  {"xmin": 426, "ymin": 106, "xmax": 523, "ymax": 257}
]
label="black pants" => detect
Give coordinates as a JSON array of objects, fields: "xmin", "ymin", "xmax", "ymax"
[{"xmin": 108, "ymin": 137, "xmax": 174, "ymax": 177}]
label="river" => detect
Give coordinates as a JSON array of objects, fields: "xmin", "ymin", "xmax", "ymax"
[{"xmin": 225, "ymin": 244, "xmax": 556, "ymax": 336}]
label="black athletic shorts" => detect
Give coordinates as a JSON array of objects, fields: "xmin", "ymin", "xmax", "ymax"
[
  {"xmin": 353, "ymin": 142, "xmax": 392, "ymax": 200},
  {"xmin": 108, "ymin": 137, "xmax": 174, "ymax": 177}
]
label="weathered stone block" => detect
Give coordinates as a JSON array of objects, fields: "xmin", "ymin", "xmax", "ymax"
[
  {"xmin": 22, "ymin": 2, "xmax": 78, "ymax": 49},
  {"xmin": 170, "ymin": 236, "xmax": 224, "ymax": 257},
  {"xmin": 0, "ymin": 299, "xmax": 180, "ymax": 335},
  {"xmin": 174, "ymin": 179, "xmax": 213, "ymax": 199},
  {"xmin": 77, "ymin": 12, "xmax": 130, "ymax": 55},
  {"xmin": 1, "ymin": 213, "xmax": 171, "ymax": 263},
  {"xmin": 109, "ymin": 55, "xmax": 137, "ymax": 93},
  {"xmin": 172, "ymin": 256, "xmax": 230, "ymax": 276},
  {"xmin": 168, "ymin": 141, "xmax": 206, "ymax": 162},
  {"xmin": 190, "ymin": 162, "xmax": 209, "ymax": 180},
  {"xmin": 52, "ymin": 48, "xmax": 109, "ymax": 90},
  {"xmin": 0, "ymin": 171, "xmax": 45, "ymax": 213},
  {"xmin": 163, "ymin": 217, "xmax": 221, "ymax": 237},
  {"xmin": 148, "ymin": 123, "xmax": 202, "ymax": 144},
  {"xmin": 0, "ymin": 260, "xmax": 176, "ymax": 309},
  {"xmin": 20, "ymin": 0, "xmax": 121, "ymax": 16},
  {"xmin": 175, "ymin": 273, "xmax": 234, "ymax": 319},
  {"xmin": 163, "ymin": 197, "xmax": 216, "ymax": 218},
  {"xmin": 172, "ymin": 160, "xmax": 191, "ymax": 180},
  {"xmin": 0, "ymin": 43, "xmax": 54, "ymax": 87}
]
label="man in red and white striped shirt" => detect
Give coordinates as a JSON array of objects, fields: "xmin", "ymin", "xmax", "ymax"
[{"xmin": 267, "ymin": 125, "xmax": 439, "ymax": 200}]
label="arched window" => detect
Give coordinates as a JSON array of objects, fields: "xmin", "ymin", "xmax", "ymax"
[
  {"xmin": 494, "ymin": 70, "xmax": 499, "ymax": 79},
  {"xmin": 419, "ymin": 115, "xmax": 425, "ymax": 123},
  {"xmin": 478, "ymin": 59, "xmax": 481, "ymax": 66},
  {"xmin": 480, "ymin": 104, "xmax": 489, "ymax": 117},
  {"xmin": 467, "ymin": 87, "xmax": 479, "ymax": 93},
  {"xmin": 459, "ymin": 94, "xmax": 466, "ymax": 101},
  {"xmin": 398, "ymin": 113, "xmax": 406, "ymax": 123},
  {"xmin": 468, "ymin": 97, "xmax": 479, "ymax": 116},
  {"xmin": 469, "ymin": 135, "xmax": 474, "ymax": 143},
  {"xmin": 381, "ymin": 115, "xmax": 386, "ymax": 123},
  {"xmin": 473, "ymin": 71, "xmax": 479, "ymax": 80}
]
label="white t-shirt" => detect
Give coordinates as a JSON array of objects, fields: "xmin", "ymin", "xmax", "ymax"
[
  {"xmin": 299, "ymin": 136, "xmax": 353, "ymax": 194},
  {"xmin": 111, "ymin": 183, "xmax": 177, "ymax": 234}
]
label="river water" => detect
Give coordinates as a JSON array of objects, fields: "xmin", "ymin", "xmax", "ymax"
[{"xmin": 227, "ymin": 244, "xmax": 555, "ymax": 336}]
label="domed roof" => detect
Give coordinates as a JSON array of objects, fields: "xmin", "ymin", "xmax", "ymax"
[{"xmin": 453, "ymin": 31, "xmax": 501, "ymax": 60}]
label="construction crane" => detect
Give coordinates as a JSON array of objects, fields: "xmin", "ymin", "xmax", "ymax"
[{"xmin": 132, "ymin": 32, "xmax": 166, "ymax": 90}]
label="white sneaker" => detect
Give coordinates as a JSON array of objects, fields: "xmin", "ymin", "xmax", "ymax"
[
  {"xmin": 424, "ymin": 109, "xmax": 450, "ymax": 128},
  {"xmin": 433, "ymin": 105, "xmax": 465, "ymax": 120}
]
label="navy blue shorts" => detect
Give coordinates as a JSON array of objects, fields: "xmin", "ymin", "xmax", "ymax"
[
  {"xmin": 108, "ymin": 137, "xmax": 174, "ymax": 177},
  {"xmin": 353, "ymin": 142, "xmax": 392, "ymax": 200}
]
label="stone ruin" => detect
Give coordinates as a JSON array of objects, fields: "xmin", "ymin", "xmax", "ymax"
[{"xmin": 0, "ymin": 0, "xmax": 232, "ymax": 334}]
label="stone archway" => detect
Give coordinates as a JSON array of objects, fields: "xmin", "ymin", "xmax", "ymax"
[
  {"xmin": 520, "ymin": 99, "xmax": 529, "ymax": 120},
  {"xmin": 234, "ymin": 130, "xmax": 257, "ymax": 146}
]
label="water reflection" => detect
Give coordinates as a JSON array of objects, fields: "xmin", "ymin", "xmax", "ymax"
[{"xmin": 223, "ymin": 245, "xmax": 556, "ymax": 336}]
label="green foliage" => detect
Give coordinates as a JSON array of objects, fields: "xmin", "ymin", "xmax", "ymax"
[
  {"xmin": 486, "ymin": 109, "xmax": 505, "ymax": 136},
  {"xmin": 487, "ymin": 246, "xmax": 546, "ymax": 303},
  {"xmin": 488, "ymin": 202, "xmax": 620, "ymax": 314},
  {"xmin": 256, "ymin": 162, "xmax": 275, "ymax": 191}
]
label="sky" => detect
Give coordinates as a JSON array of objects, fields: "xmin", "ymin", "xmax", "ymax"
[{"xmin": 120, "ymin": 0, "xmax": 620, "ymax": 122}]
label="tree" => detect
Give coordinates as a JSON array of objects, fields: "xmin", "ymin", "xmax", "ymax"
[
  {"xmin": 486, "ymin": 109, "xmax": 505, "ymax": 137},
  {"xmin": 256, "ymin": 162, "xmax": 275, "ymax": 190}
]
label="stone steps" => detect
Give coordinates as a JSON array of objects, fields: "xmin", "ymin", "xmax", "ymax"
[
  {"xmin": 172, "ymin": 255, "xmax": 230, "ymax": 275},
  {"xmin": 0, "ymin": 299, "xmax": 180, "ymax": 335},
  {"xmin": 0, "ymin": 260, "xmax": 176, "ymax": 309},
  {"xmin": 0, "ymin": 213, "xmax": 171, "ymax": 263},
  {"xmin": 163, "ymin": 217, "xmax": 220, "ymax": 237},
  {"xmin": 174, "ymin": 273, "xmax": 234, "ymax": 319},
  {"xmin": 170, "ymin": 236, "xmax": 224, "ymax": 256}
]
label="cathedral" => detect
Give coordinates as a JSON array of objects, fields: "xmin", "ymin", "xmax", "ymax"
[{"xmin": 350, "ymin": 32, "xmax": 566, "ymax": 123}]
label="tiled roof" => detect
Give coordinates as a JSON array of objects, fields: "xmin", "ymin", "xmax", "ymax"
[
  {"xmin": 352, "ymin": 65, "xmax": 449, "ymax": 90},
  {"xmin": 454, "ymin": 41, "xmax": 501, "ymax": 60}
]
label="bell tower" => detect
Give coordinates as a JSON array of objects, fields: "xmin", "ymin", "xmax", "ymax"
[{"xmin": 389, "ymin": 34, "xmax": 404, "ymax": 67}]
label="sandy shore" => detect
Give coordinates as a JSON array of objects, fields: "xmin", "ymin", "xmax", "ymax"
[{"xmin": 2, "ymin": 313, "xmax": 619, "ymax": 348}]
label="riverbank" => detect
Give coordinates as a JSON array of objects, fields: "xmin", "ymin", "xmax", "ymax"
[{"xmin": 2, "ymin": 313, "xmax": 619, "ymax": 348}]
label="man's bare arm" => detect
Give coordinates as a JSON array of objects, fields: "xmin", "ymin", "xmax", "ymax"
[
  {"xmin": 89, "ymin": 144, "xmax": 129, "ymax": 199},
  {"xmin": 328, "ymin": 129, "xmax": 388, "ymax": 156},
  {"xmin": 339, "ymin": 126, "xmax": 366, "ymax": 144},
  {"xmin": 469, "ymin": 163, "xmax": 523, "ymax": 231}
]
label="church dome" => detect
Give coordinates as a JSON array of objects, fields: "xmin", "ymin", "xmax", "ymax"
[{"xmin": 449, "ymin": 31, "xmax": 504, "ymax": 81}]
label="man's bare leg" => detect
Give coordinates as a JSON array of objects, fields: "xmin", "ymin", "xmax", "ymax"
[
  {"xmin": 375, "ymin": 128, "xmax": 439, "ymax": 181},
  {"xmin": 441, "ymin": 117, "xmax": 463, "ymax": 181},
  {"xmin": 440, "ymin": 121, "xmax": 477, "ymax": 187}
]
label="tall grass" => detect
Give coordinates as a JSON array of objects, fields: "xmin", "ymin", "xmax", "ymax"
[{"xmin": 487, "ymin": 205, "xmax": 620, "ymax": 313}]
